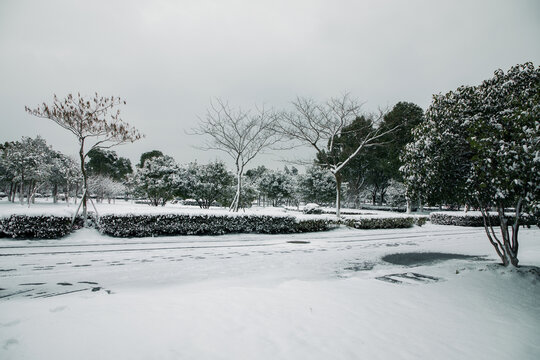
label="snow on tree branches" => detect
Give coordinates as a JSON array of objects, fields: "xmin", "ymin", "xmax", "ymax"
[{"xmin": 401, "ymin": 62, "xmax": 539, "ymax": 267}]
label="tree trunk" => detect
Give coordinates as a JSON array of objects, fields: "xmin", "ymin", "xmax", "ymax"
[
  {"xmin": 379, "ymin": 189, "xmax": 386, "ymax": 206},
  {"xmin": 79, "ymin": 140, "xmax": 88, "ymax": 225},
  {"xmin": 230, "ymin": 164, "xmax": 243, "ymax": 212},
  {"xmin": 334, "ymin": 172, "xmax": 342, "ymax": 218},
  {"xmin": 65, "ymin": 182, "xmax": 70, "ymax": 205},
  {"xmin": 74, "ymin": 183, "xmax": 79, "ymax": 204},
  {"xmin": 19, "ymin": 180, "xmax": 24, "ymax": 205},
  {"xmin": 8, "ymin": 182, "xmax": 14, "ymax": 202},
  {"xmin": 479, "ymin": 203, "xmax": 520, "ymax": 268},
  {"xmin": 53, "ymin": 183, "xmax": 58, "ymax": 204},
  {"xmin": 406, "ymin": 197, "xmax": 412, "ymax": 214},
  {"xmin": 371, "ymin": 184, "xmax": 378, "ymax": 206}
]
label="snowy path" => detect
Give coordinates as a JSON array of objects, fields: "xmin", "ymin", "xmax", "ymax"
[
  {"xmin": 1, "ymin": 224, "xmax": 539, "ymax": 360},
  {"xmin": 1, "ymin": 226, "xmax": 488, "ymax": 297}
]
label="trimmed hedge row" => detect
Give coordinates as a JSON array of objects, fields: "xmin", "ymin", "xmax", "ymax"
[
  {"xmin": 0, "ymin": 215, "xmax": 82, "ymax": 239},
  {"xmin": 0, "ymin": 213, "xmax": 428, "ymax": 239},
  {"xmin": 430, "ymin": 212, "xmax": 537, "ymax": 227},
  {"xmin": 97, "ymin": 213, "xmax": 337, "ymax": 237},
  {"xmin": 342, "ymin": 217, "xmax": 416, "ymax": 229}
]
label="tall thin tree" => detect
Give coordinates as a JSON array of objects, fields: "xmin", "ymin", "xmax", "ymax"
[
  {"xmin": 26, "ymin": 93, "xmax": 143, "ymax": 224},
  {"xmin": 192, "ymin": 99, "xmax": 280, "ymax": 212},
  {"xmin": 275, "ymin": 94, "xmax": 396, "ymax": 217}
]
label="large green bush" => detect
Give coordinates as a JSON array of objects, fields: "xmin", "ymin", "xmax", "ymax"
[
  {"xmin": 0, "ymin": 215, "xmax": 82, "ymax": 239},
  {"xmin": 97, "ymin": 213, "xmax": 336, "ymax": 237}
]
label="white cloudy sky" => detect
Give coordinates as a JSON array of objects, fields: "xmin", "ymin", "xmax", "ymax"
[{"xmin": 0, "ymin": 0, "xmax": 539, "ymax": 169}]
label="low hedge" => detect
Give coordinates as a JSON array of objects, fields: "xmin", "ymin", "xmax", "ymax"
[
  {"xmin": 430, "ymin": 212, "xmax": 537, "ymax": 227},
  {"xmin": 0, "ymin": 212, "xmax": 429, "ymax": 239},
  {"xmin": 0, "ymin": 215, "xmax": 83, "ymax": 239},
  {"xmin": 342, "ymin": 217, "xmax": 416, "ymax": 230},
  {"xmin": 97, "ymin": 213, "xmax": 337, "ymax": 237}
]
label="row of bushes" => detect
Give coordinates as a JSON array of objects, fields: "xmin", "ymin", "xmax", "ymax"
[
  {"xmin": 342, "ymin": 217, "xmax": 421, "ymax": 230},
  {"xmin": 0, "ymin": 215, "xmax": 83, "ymax": 239},
  {"xmin": 0, "ymin": 213, "xmax": 427, "ymax": 239},
  {"xmin": 430, "ymin": 212, "xmax": 538, "ymax": 227},
  {"xmin": 96, "ymin": 214, "xmax": 337, "ymax": 237}
]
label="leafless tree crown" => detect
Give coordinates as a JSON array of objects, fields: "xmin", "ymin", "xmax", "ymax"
[
  {"xmin": 192, "ymin": 99, "xmax": 280, "ymax": 169},
  {"xmin": 25, "ymin": 93, "xmax": 143, "ymax": 153}
]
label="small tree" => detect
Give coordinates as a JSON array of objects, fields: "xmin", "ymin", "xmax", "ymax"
[
  {"xmin": 192, "ymin": 99, "xmax": 280, "ymax": 212},
  {"xmin": 48, "ymin": 151, "xmax": 81, "ymax": 204},
  {"xmin": 401, "ymin": 62, "xmax": 540, "ymax": 267},
  {"xmin": 26, "ymin": 93, "xmax": 143, "ymax": 223},
  {"xmin": 189, "ymin": 161, "xmax": 234, "ymax": 209},
  {"xmin": 88, "ymin": 174, "xmax": 125, "ymax": 203},
  {"xmin": 276, "ymin": 94, "xmax": 395, "ymax": 217},
  {"xmin": 2, "ymin": 136, "xmax": 53, "ymax": 205},
  {"xmin": 299, "ymin": 165, "xmax": 336, "ymax": 206},
  {"xmin": 132, "ymin": 155, "xmax": 185, "ymax": 206},
  {"xmin": 258, "ymin": 170, "xmax": 295, "ymax": 207}
]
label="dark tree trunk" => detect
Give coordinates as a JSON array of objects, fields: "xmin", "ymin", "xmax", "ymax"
[
  {"xmin": 53, "ymin": 183, "xmax": 58, "ymax": 204},
  {"xmin": 79, "ymin": 140, "xmax": 88, "ymax": 225}
]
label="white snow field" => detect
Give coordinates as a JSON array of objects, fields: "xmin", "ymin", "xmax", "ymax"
[{"xmin": 1, "ymin": 203, "xmax": 539, "ymax": 360}]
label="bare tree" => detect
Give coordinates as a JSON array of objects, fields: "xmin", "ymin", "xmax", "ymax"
[
  {"xmin": 192, "ymin": 99, "xmax": 280, "ymax": 212},
  {"xmin": 26, "ymin": 93, "xmax": 143, "ymax": 224},
  {"xmin": 275, "ymin": 94, "xmax": 395, "ymax": 217}
]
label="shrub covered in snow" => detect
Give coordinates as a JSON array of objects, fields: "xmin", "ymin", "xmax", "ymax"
[
  {"xmin": 415, "ymin": 216, "xmax": 428, "ymax": 227},
  {"xmin": 97, "ymin": 213, "xmax": 336, "ymax": 237},
  {"xmin": 342, "ymin": 217, "xmax": 415, "ymax": 229},
  {"xmin": 303, "ymin": 203, "xmax": 322, "ymax": 214},
  {"xmin": 0, "ymin": 215, "xmax": 82, "ymax": 239},
  {"xmin": 430, "ymin": 212, "xmax": 537, "ymax": 227}
]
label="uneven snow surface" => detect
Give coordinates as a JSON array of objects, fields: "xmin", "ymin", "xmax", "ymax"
[{"xmin": 1, "ymin": 208, "xmax": 539, "ymax": 359}]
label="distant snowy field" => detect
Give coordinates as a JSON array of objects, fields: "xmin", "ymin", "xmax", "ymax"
[
  {"xmin": 0, "ymin": 199, "xmax": 421, "ymax": 220},
  {"xmin": 1, "ymin": 200, "xmax": 539, "ymax": 359}
]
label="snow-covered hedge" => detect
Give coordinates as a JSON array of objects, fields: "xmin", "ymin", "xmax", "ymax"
[
  {"xmin": 0, "ymin": 215, "xmax": 82, "ymax": 239},
  {"xmin": 342, "ymin": 217, "xmax": 416, "ymax": 229},
  {"xmin": 430, "ymin": 212, "xmax": 537, "ymax": 227},
  {"xmin": 97, "ymin": 213, "xmax": 336, "ymax": 237}
]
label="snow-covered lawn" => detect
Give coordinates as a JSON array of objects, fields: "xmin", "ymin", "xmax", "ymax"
[{"xmin": 1, "ymin": 214, "xmax": 539, "ymax": 359}]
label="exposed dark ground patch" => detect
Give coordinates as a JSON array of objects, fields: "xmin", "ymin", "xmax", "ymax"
[
  {"xmin": 377, "ymin": 272, "xmax": 442, "ymax": 284},
  {"xmin": 344, "ymin": 261, "xmax": 375, "ymax": 272},
  {"xmin": 0, "ymin": 281, "xmax": 109, "ymax": 300},
  {"xmin": 382, "ymin": 252, "xmax": 486, "ymax": 266}
]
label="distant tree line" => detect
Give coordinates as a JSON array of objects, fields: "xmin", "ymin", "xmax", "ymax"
[{"xmin": 2, "ymin": 98, "xmax": 423, "ymax": 211}]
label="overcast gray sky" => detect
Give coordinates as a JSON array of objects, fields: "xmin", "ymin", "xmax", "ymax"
[{"xmin": 1, "ymin": 0, "xmax": 539, "ymax": 170}]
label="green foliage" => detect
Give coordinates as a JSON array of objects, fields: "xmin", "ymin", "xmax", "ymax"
[
  {"xmin": 0, "ymin": 215, "xmax": 83, "ymax": 239},
  {"xmin": 401, "ymin": 62, "xmax": 540, "ymax": 266},
  {"xmin": 86, "ymin": 148, "xmax": 132, "ymax": 181},
  {"xmin": 402, "ymin": 62, "xmax": 539, "ymax": 212},
  {"xmin": 338, "ymin": 104, "xmax": 423, "ymax": 206},
  {"xmin": 188, "ymin": 161, "xmax": 234, "ymax": 208},
  {"xmin": 138, "ymin": 150, "xmax": 164, "ymax": 168},
  {"xmin": 132, "ymin": 155, "xmax": 186, "ymax": 206},
  {"xmin": 258, "ymin": 170, "xmax": 296, "ymax": 206},
  {"xmin": 299, "ymin": 166, "xmax": 336, "ymax": 205},
  {"xmin": 342, "ymin": 216, "xmax": 415, "ymax": 229},
  {"xmin": 97, "ymin": 213, "xmax": 335, "ymax": 237}
]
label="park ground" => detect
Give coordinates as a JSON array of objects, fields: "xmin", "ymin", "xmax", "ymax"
[{"xmin": 0, "ymin": 201, "xmax": 539, "ymax": 360}]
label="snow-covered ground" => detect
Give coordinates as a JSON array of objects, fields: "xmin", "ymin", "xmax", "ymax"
[
  {"xmin": 0, "ymin": 199, "xmax": 421, "ymax": 219},
  {"xmin": 1, "ymin": 215, "xmax": 539, "ymax": 359}
]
